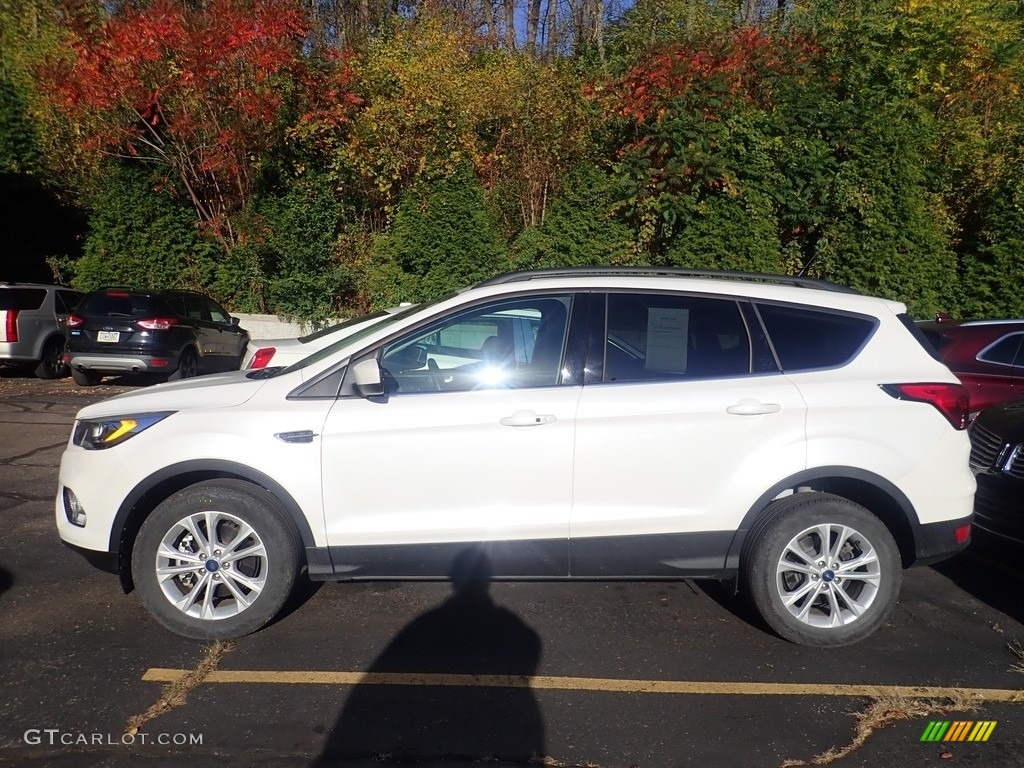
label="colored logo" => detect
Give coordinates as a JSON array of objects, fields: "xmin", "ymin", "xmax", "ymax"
[{"xmin": 920, "ymin": 721, "xmax": 997, "ymax": 742}]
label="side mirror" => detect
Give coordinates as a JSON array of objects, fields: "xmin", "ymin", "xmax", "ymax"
[
  {"xmin": 352, "ymin": 358, "xmax": 384, "ymax": 397},
  {"xmin": 230, "ymin": 316, "xmax": 241, "ymax": 327}
]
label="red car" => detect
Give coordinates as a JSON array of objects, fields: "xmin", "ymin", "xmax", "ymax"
[{"xmin": 917, "ymin": 318, "xmax": 1024, "ymax": 415}]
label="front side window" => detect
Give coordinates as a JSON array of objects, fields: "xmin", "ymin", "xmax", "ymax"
[
  {"xmin": 206, "ymin": 299, "xmax": 231, "ymax": 324},
  {"xmin": 599, "ymin": 293, "xmax": 751, "ymax": 383},
  {"xmin": 380, "ymin": 295, "xmax": 572, "ymax": 393}
]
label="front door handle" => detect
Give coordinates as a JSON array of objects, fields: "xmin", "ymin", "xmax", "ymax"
[
  {"xmin": 727, "ymin": 400, "xmax": 782, "ymax": 416},
  {"xmin": 499, "ymin": 409, "xmax": 557, "ymax": 427}
]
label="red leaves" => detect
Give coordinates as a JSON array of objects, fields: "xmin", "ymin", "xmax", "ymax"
[
  {"xmin": 37, "ymin": 0, "xmax": 363, "ymax": 245},
  {"xmin": 608, "ymin": 28, "xmax": 820, "ymax": 127}
]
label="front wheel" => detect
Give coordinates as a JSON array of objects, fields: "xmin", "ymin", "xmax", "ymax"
[
  {"xmin": 743, "ymin": 494, "xmax": 902, "ymax": 647},
  {"xmin": 132, "ymin": 480, "xmax": 300, "ymax": 639}
]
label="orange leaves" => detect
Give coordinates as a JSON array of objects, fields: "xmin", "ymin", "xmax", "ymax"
[
  {"xmin": 606, "ymin": 29, "xmax": 820, "ymax": 127},
  {"xmin": 35, "ymin": 0, "xmax": 335, "ymax": 245}
]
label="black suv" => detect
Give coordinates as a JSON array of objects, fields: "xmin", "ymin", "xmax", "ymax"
[{"xmin": 65, "ymin": 289, "xmax": 249, "ymax": 385}]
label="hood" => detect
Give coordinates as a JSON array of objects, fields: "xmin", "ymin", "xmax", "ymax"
[
  {"xmin": 75, "ymin": 370, "xmax": 264, "ymax": 419},
  {"xmin": 973, "ymin": 398, "xmax": 1024, "ymax": 441},
  {"xmin": 249, "ymin": 337, "xmax": 307, "ymax": 351}
]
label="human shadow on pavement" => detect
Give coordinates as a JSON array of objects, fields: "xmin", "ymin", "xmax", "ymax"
[
  {"xmin": 0, "ymin": 565, "xmax": 13, "ymax": 599},
  {"xmin": 311, "ymin": 547, "xmax": 545, "ymax": 766}
]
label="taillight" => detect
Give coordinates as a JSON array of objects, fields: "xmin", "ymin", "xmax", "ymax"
[
  {"xmin": 66, "ymin": 315, "xmax": 84, "ymax": 328},
  {"xmin": 954, "ymin": 524, "xmax": 971, "ymax": 545},
  {"xmin": 249, "ymin": 347, "xmax": 276, "ymax": 369},
  {"xmin": 2, "ymin": 310, "xmax": 17, "ymax": 342},
  {"xmin": 136, "ymin": 317, "xmax": 178, "ymax": 330},
  {"xmin": 880, "ymin": 383, "xmax": 970, "ymax": 430}
]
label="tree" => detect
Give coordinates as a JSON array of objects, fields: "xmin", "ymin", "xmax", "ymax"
[
  {"xmin": 367, "ymin": 166, "xmax": 508, "ymax": 305},
  {"xmin": 66, "ymin": 161, "xmax": 220, "ymax": 293},
  {"xmin": 37, "ymin": 0, "xmax": 325, "ymax": 251}
]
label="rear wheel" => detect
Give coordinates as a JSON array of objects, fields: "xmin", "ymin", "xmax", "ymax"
[
  {"xmin": 71, "ymin": 368, "xmax": 101, "ymax": 386},
  {"xmin": 170, "ymin": 347, "xmax": 198, "ymax": 380},
  {"xmin": 743, "ymin": 493, "xmax": 902, "ymax": 646},
  {"xmin": 132, "ymin": 480, "xmax": 301, "ymax": 639},
  {"xmin": 34, "ymin": 337, "xmax": 68, "ymax": 379}
]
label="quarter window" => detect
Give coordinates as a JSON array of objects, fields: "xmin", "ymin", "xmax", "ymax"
[
  {"xmin": 977, "ymin": 333, "xmax": 1024, "ymax": 367},
  {"xmin": 757, "ymin": 303, "xmax": 876, "ymax": 371},
  {"xmin": 0, "ymin": 288, "xmax": 46, "ymax": 311}
]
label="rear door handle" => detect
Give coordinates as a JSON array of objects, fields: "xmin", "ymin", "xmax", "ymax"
[
  {"xmin": 727, "ymin": 400, "xmax": 781, "ymax": 416},
  {"xmin": 500, "ymin": 409, "xmax": 557, "ymax": 427}
]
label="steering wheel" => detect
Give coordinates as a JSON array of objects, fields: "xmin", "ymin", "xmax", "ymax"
[{"xmin": 426, "ymin": 357, "xmax": 442, "ymax": 390}]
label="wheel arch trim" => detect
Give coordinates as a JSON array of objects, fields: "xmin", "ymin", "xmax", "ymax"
[
  {"xmin": 725, "ymin": 466, "xmax": 918, "ymax": 571},
  {"xmin": 111, "ymin": 459, "xmax": 318, "ymax": 581}
]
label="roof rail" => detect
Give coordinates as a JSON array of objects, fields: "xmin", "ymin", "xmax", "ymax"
[{"xmin": 475, "ymin": 266, "xmax": 860, "ymax": 294}]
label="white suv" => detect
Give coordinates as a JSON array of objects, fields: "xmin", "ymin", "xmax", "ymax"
[{"xmin": 55, "ymin": 269, "xmax": 975, "ymax": 646}]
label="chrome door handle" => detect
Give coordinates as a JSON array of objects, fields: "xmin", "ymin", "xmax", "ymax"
[
  {"xmin": 727, "ymin": 400, "xmax": 781, "ymax": 416},
  {"xmin": 499, "ymin": 410, "xmax": 557, "ymax": 427}
]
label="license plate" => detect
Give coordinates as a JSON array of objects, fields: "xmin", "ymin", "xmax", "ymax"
[{"xmin": 97, "ymin": 331, "xmax": 120, "ymax": 343}]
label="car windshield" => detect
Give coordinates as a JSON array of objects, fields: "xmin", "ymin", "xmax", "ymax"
[{"xmin": 276, "ymin": 300, "xmax": 444, "ymax": 376}]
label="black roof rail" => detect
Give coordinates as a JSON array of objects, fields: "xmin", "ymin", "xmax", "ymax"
[{"xmin": 475, "ymin": 266, "xmax": 860, "ymax": 294}]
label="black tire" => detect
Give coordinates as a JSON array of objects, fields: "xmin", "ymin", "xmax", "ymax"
[
  {"xmin": 743, "ymin": 493, "xmax": 902, "ymax": 647},
  {"xmin": 131, "ymin": 480, "xmax": 301, "ymax": 640},
  {"xmin": 34, "ymin": 336, "xmax": 68, "ymax": 379},
  {"xmin": 71, "ymin": 368, "xmax": 101, "ymax": 386},
  {"xmin": 169, "ymin": 347, "xmax": 198, "ymax": 381}
]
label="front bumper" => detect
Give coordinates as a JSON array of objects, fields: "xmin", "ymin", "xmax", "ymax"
[{"xmin": 973, "ymin": 473, "xmax": 1024, "ymax": 546}]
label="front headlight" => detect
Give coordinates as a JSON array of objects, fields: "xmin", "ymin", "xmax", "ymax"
[{"xmin": 72, "ymin": 412, "xmax": 175, "ymax": 450}]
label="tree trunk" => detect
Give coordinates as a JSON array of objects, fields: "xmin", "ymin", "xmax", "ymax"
[
  {"xmin": 481, "ymin": 0, "xmax": 499, "ymax": 46},
  {"xmin": 526, "ymin": 0, "xmax": 541, "ymax": 55},
  {"xmin": 503, "ymin": 0, "xmax": 516, "ymax": 48},
  {"xmin": 543, "ymin": 0, "xmax": 557, "ymax": 60}
]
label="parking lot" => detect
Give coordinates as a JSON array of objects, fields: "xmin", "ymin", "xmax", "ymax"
[{"xmin": 1, "ymin": 370, "xmax": 1022, "ymax": 768}]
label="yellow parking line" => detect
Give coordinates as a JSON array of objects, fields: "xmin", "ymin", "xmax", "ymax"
[{"xmin": 142, "ymin": 668, "xmax": 1024, "ymax": 701}]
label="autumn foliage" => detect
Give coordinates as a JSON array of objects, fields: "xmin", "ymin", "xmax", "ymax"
[{"xmin": 40, "ymin": 0, "xmax": 359, "ymax": 245}]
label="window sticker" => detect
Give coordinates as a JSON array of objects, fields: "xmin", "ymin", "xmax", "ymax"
[{"xmin": 645, "ymin": 307, "xmax": 689, "ymax": 372}]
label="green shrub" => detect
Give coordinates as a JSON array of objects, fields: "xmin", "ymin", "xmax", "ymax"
[{"xmin": 370, "ymin": 168, "xmax": 508, "ymax": 304}]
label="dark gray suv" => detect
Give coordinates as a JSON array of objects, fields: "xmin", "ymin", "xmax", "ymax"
[
  {"xmin": 0, "ymin": 282, "xmax": 84, "ymax": 378},
  {"xmin": 65, "ymin": 288, "xmax": 249, "ymax": 385}
]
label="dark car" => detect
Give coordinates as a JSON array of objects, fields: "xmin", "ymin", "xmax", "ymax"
[
  {"xmin": 968, "ymin": 399, "xmax": 1024, "ymax": 545},
  {"xmin": 917, "ymin": 318, "xmax": 1024, "ymax": 416},
  {"xmin": 65, "ymin": 288, "xmax": 249, "ymax": 386}
]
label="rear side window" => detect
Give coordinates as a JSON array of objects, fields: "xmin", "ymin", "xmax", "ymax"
[
  {"xmin": 79, "ymin": 293, "xmax": 172, "ymax": 318},
  {"xmin": 55, "ymin": 290, "xmax": 83, "ymax": 314},
  {"xmin": 757, "ymin": 303, "xmax": 876, "ymax": 372},
  {"xmin": 0, "ymin": 288, "xmax": 46, "ymax": 311},
  {"xmin": 601, "ymin": 293, "xmax": 751, "ymax": 382}
]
